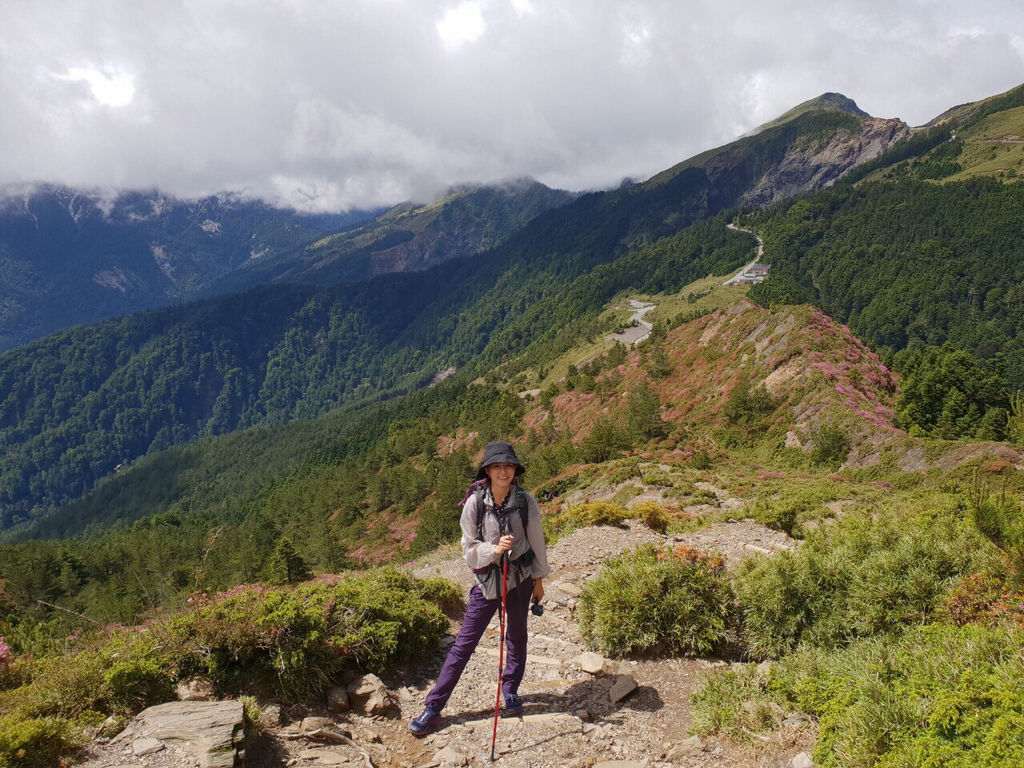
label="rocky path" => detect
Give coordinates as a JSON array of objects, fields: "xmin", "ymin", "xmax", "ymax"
[{"xmin": 79, "ymin": 498, "xmax": 814, "ymax": 768}]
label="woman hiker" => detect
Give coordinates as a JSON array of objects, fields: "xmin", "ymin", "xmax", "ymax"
[{"xmin": 409, "ymin": 441, "xmax": 550, "ymax": 736}]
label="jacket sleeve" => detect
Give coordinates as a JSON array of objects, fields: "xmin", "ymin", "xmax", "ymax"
[
  {"xmin": 525, "ymin": 493, "xmax": 552, "ymax": 580},
  {"xmin": 461, "ymin": 494, "xmax": 498, "ymax": 571}
]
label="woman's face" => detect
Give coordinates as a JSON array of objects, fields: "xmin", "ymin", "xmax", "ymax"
[{"xmin": 485, "ymin": 462, "xmax": 516, "ymax": 485}]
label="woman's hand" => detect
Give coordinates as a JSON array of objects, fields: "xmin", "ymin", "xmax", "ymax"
[
  {"xmin": 532, "ymin": 578, "xmax": 544, "ymax": 603},
  {"xmin": 493, "ymin": 535, "xmax": 515, "ymax": 556}
]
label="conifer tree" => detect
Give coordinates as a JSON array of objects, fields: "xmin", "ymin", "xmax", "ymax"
[{"xmin": 267, "ymin": 536, "xmax": 311, "ymax": 585}]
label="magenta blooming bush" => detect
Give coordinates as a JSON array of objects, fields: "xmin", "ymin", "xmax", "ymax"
[{"xmin": 0, "ymin": 637, "xmax": 12, "ymax": 668}]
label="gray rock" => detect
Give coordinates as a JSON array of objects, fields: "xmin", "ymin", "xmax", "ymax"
[
  {"xmin": 347, "ymin": 673, "xmax": 395, "ymax": 716},
  {"xmin": 301, "ymin": 716, "xmax": 334, "ymax": 731},
  {"xmin": 609, "ymin": 674, "xmax": 638, "ymax": 704},
  {"xmin": 668, "ymin": 735, "xmax": 705, "ymax": 759},
  {"xmin": 327, "ymin": 685, "xmax": 350, "ymax": 712},
  {"xmin": 435, "ymin": 743, "xmax": 469, "ymax": 766},
  {"xmin": 112, "ymin": 700, "xmax": 244, "ymax": 768},
  {"xmin": 574, "ymin": 651, "xmax": 613, "ymax": 675},
  {"xmin": 175, "ymin": 675, "xmax": 216, "ymax": 701},
  {"xmin": 132, "ymin": 737, "xmax": 165, "ymax": 756},
  {"xmin": 557, "ymin": 581, "xmax": 582, "ymax": 597},
  {"xmin": 792, "ymin": 752, "xmax": 814, "ymax": 768}
]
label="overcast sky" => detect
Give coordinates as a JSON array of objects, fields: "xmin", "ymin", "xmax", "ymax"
[{"xmin": 3, "ymin": 0, "xmax": 1023, "ymax": 211}]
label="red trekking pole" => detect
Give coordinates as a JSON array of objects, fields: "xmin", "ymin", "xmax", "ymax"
[{"xmin": 490, "ymin": 551, "xmax": 510, "ymax": 761}]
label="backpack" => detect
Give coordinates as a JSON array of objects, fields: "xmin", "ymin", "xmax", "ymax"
[{"xmin": 460, "ymin": 480, "xmax": 533, "ymax": 570}]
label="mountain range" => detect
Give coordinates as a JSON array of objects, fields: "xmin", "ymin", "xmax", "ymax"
[
  {"xmin": 0, "ymin": 180, "xmax": 580, "ymax": 352},
  {"xmin": 0, "ymin": 91, "xmax": 916, "ymax": 529},
  {"xmin": 4, "ymin": 83, "xmax": 1024, "ymax": 768}
]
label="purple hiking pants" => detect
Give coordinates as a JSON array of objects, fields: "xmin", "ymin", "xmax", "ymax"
[{"xmin": 425, "ymin": 576, "xmax": 534, "ymax": 711}]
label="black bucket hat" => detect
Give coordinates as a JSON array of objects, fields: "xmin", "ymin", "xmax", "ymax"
[{"xmin": 475, "ymin": 441, "xmax": 526, "ymax": 480}]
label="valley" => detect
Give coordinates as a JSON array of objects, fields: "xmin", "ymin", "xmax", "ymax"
[{"xmin": 3, "ymin": 84, "xmax": 1024, "ymax": 768}]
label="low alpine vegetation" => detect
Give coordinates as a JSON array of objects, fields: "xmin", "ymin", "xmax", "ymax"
[
  {"xmin": 0, "ymin": 570, "xmax": 458, "ymax": 768},
  {"xmin": 733, "ymin": 512, "xmax": 987, "ymax": 659},
  {"xmin": 578, "ymin": 543, "xmax": 732, "ymax": 657}
]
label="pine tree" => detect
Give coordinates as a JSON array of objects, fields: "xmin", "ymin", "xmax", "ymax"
[
  {"xmin": 966, "ymin": 472, "xmax": 1024, "ymax": 588},
  {"xmin": 267, "ymin": 536, "xmax": 312, "ymax": 585}
]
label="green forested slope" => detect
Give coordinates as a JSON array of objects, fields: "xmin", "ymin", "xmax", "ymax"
[
  {"xmin": 749, "ymin": 177, "xmax": 1024, "ymax": 379},
  {"xmin": 0, "ymin": 214, "xmax": 755, "ymax": 646}
]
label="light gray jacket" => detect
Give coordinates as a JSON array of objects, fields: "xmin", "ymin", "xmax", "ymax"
[{"xmin": 461, "ymin": 484, "xmax": 551, "ymax": 600}]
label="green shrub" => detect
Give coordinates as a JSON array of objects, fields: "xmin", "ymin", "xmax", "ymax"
[
  {"xmin": 0, "ymin": 713, "xmax": 84, "ymax": 768},
  {"xmin": 545, "ymin": 502, "xmax": 628, "ymax": 542},
  {"xmin": 693, "ymin": 623, "xmax": 1024, "ymax": 768},
  {"xmin": 690, "ymin": 488, "xmax": 719, "ymax": 506},
  {"xmin": 610, "ymin": 485, "xmax": 641, "ymax": 507},
  {"xmin": 640, "ymin": 469, "xmax": 674, "ymax": 487},
  {"xmin": 690, "ymin": 663, "xmax": 788, "ymax": 737},
  {"xmin": 734, "ymin": 513, "xmax": 986, "ymax": 658},
  {"xmin": 811, "ymin": 425, "xmax": 851, "ymax": 467},
  {"xmin": 747, "ymin": 498, "xmax": 799, "ymax": 536},
  {"xmin": 606, "ymin": 460, "xmax": 642, "ymax": 485},
  {"xmin": 723, "ymin": 382, "xmax": 779, "ymax": 426},
  {"xmin": 965, "ymin": 473, "xmax": 1024, "ymax": 587},
  {"xmin": 690, "ymin": 449, "xmax": 714, "ymax": 470},
  {"xmin": 165, "ymin": 569, "xmax": 453, "ymax": 701},
  {"xmin": 578, "ymin": 544, "xmax": 732, "ymax": 657},
  {"xmin": 630, "ymin": 501, "xmax": 670, "ymax": 534},
  {"xmin": 664, "ymin": 480, "xmax": 697, "ymax": 500}
]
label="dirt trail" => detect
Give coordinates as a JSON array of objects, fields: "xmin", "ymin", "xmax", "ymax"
[{"xmin": 80, "ymin": 493, "xmax": 813, "ymax": 768}]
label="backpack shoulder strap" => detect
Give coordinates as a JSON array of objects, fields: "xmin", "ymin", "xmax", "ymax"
[
  {"xmin": 514, "ymin": 486, "xmax": 530, "ymax": 531},
  {"xmin": 473, "ymin": 485, "xmax": 488, "ymax": 541}
]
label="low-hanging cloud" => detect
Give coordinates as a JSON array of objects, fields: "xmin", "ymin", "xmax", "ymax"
[{"xmin": 2, "ymin": 0, "xmax": 1023, "ymax": 211}]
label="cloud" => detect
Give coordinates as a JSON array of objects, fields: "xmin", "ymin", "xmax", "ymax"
[
  {"xmin": 437, "ymin": 1, "xmax": 487, "ymax": 50},
  {"xmin": 1, "ymin": 0, "xmax": 1023, "ymax": 211}
]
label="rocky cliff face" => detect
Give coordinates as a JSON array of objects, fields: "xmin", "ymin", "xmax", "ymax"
[{"xmin": 733, "ymin": 117, "xmax": 910, "ymax": 206}]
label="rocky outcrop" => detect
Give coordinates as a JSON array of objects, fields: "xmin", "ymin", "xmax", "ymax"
[
  {"xmin": 712, "ymin": 117, "xmax": 911, "ymax": 207},
  {"xmin": 110, "ymin": 700, "xmax": 245, "ymax": 768}
]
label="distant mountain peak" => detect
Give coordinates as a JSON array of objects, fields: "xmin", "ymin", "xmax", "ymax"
[{"xmin": 802, "ymin": 92, "xmax": 870, "ymax": 117}]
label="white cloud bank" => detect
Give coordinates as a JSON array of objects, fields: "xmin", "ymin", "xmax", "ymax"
[{"xmin": 1, "ymin": 0, "xmax": 1023, "ymax": 211}]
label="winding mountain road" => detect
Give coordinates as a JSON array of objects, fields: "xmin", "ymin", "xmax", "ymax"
[{"xmin": 723, "ymin": 223, "xmax": 766, "ymax": 285}]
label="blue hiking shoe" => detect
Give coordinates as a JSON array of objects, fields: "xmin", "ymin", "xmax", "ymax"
[
  {"xmin": 504, "ymin": 692, "xmax": 524, "ymax": 716},
  {"xmin": 409, "ymin": 705, "xmax": 442, "ymax": 736}
]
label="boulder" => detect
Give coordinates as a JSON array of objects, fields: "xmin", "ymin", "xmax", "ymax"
[
  {"xmin": 792, "ymin": 752, "xmax": 814, "ymax": 768},
  {"xmin": 435, "ymin": 743, "xmax": 469, "ymax": 766},
  {"xmin": 346, "ymin": 673, "xmax": 395, "ymax": 716},
  {"xmin": 112, "ymin": 700, "xmax": 244, "ymax": 768},
  {"xmin": 301, "ymin": 716, "xmax": 334, "ymax": 731}
]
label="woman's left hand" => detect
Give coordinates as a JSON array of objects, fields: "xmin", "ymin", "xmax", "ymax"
[{"xmin": 532, "ymin": 578, "xmax": 544, "ymax": 603}]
